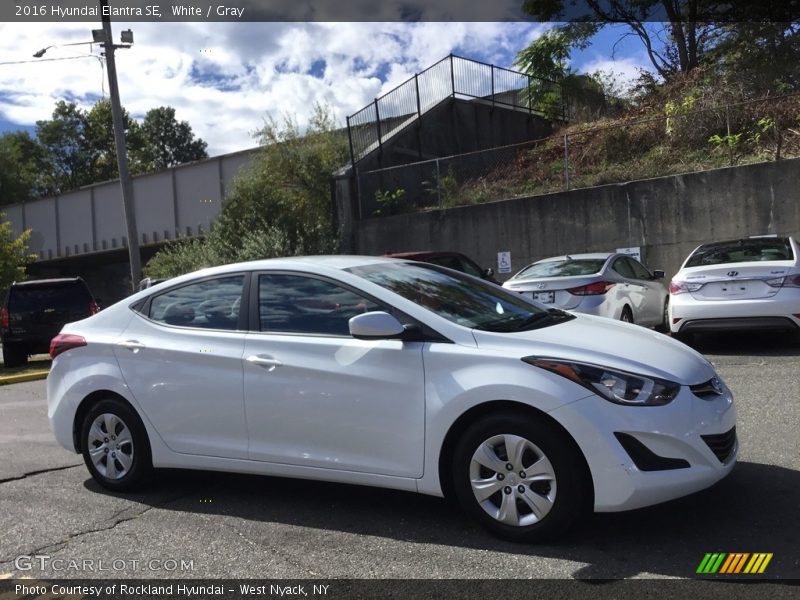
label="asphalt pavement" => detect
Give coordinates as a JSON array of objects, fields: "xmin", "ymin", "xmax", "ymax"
[{"xmin": 0, "ymin": 332, "xmax": 798, "ymax": 581}]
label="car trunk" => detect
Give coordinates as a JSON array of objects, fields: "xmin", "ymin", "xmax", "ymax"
[
  {"xmin": 505, "ymin": 275, "xmax": 604, "ymax": 310},
  {"xmin": 684, "ymin": 262, "xmax": 792, "ymax": 301}
]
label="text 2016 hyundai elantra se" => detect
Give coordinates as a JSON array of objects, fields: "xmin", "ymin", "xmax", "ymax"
[{"xmin": 48, "ymin": 256, "xmax": 737, "ymax": 541}]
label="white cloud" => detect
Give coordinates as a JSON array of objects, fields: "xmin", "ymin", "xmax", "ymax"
[
  {"xmin": 580, "ymin": 55, "xmax": 653, "ymax": 96},
  {"xmin": 0, "ymin": 22, "xmax": 545, "ymax": 155}
]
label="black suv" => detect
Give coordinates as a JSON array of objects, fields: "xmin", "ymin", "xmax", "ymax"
[{"xmin": 1, "ymin": 278, "xmax": 97, "ymax": 367}]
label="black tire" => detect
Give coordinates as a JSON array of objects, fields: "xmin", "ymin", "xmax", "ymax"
[
  {"xmin": 620, "ymin": 306, "xmax": 634, "ymax": 324},
  {"xmin": 80, "ymin": 398, "xmax": 153, "ymax": 492},
  {"xmin": 451, "ymin": 412, "xmax": 591, "ymax": 543},
  {"xmin": 2, "ymin": 342, "xmax": 28, "ymax": 368},
  {"xmin": 655, "ymin": 298, "xmax": 670, "ymax": 333}
]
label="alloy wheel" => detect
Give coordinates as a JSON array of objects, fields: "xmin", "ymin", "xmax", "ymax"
[
  {"xmin": 87, "ymin": 413, "xmax": 134, "ymax": 480},
  {"xmin": 469, "ymin": 434, "xmax": 557, "ymax": 527}
]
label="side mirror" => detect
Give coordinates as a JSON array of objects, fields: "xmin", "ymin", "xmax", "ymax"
[
  {"xmin": 349, "ymin": 311, "xmax": 405, "ymax": 340},
  {"xmin": 484, "ymin": 267, "xmax": 494, "ymax": 278},
  {"xmin": 653, "ymin": 270, "xmax": 665, "ymax": 279}
]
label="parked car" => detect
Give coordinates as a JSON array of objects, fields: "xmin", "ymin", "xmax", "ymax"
[
  {"xmin": 385, "ymin": 251, "xmax": 500, "ymax": 284},
  {"xmin": 669, "ymin": 236, "xmax": 800, "ymax": 340},
  {"xmin": 502, "ymin": 253, "xmax": 669, "ymax": 329},
  {"xmin": 48, "ymin": 256, "xmax": 736, "ymax": 542},
  {"xmin": 1, "ymin": 277, "xmax": 97, "ymax": 368}
]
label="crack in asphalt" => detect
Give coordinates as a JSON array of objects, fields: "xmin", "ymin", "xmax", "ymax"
[
  {"xmin": 0, "ymin": 492, "xmax": 192, "ymax": 568},
  {"xmin": 0, "ymin": 464, "xmax": 81, "ymax": 485}
]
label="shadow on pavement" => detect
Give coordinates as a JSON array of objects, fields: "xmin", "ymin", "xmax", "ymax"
[{"xmin": 84, "ymin": 460, "xmax": 800, "ymax": 580}]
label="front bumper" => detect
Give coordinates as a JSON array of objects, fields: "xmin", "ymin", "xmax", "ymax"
[{"xmin": 549, "ymin": 384, "xmax": 737, "ymax": 512}]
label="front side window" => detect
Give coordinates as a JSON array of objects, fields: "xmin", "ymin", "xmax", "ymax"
[
  {"xmin": 149, "ymin": 275, "xmax": 244, "ymax": 330},
  {"xmin": 626, "ymin": 258, "xmax": 652, "ymax": 280},
  {"xmin": 349, "ymin": 263, "xmax": 572, "ymax": 332},
  {"xmin": 612, "ymin": 258, "xmax": 635, "ymax": 279},
  {"xmin": 258, "ymin": 274, "xmax": 381, "ymax": 336}
]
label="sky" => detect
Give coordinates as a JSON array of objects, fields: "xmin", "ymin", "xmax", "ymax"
[{"xmin": 0, "ymin": 22, "xmax": 654, "ymax": 156}]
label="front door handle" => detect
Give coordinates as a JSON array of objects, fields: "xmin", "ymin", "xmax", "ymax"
[
  {"xmin": 117, "ymin": 340, "xmax": 145, "ymax": 352},
  {"xmin": 246, "ymin": 355, "xmax": 283, "ymax": 371}
]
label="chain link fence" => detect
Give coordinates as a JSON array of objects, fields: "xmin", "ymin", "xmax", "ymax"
[{"xmin": 356, "ymin": 93, "xmax": 800, "ymax": 218}]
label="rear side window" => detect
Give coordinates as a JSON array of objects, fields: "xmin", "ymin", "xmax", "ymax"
[
  {"xmin": 9, "ymin": 283, "xmax": 92, "ymax": 313},
  {"xmin": 148, "ymin": 275, "xmax": 244, "ymax": 330},
  {"xmin": 686, "ymin": 238, "xmax": 794, "ymax": 267}
]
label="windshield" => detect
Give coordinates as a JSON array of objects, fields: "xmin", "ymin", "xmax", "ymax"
[
  {"xmin": 515, "ymin": 259, "xmax": 606, "ymax": 279},
  {"xmin": 348, "ymin": 262, "xmax": 573, "ymax": 332},
  {"xmin": 685, "ymin": 238, "xmax": 794, "ymax": 267}
]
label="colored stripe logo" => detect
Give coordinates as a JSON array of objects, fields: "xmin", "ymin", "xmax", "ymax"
[{"xmin": 697, "ymin": 553, "xmax": 773, "ymax": 574}]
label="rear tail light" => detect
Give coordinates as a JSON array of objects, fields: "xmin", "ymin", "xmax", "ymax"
[
  {"xmin": 784, "ymin": 275, "xmax": 800, "ymax": 288},
  {"xmin": 49, "ymin": 334, "xmax": 87, "ymax": 359},
  {"xmin": 567, "ymin": 281, "xmax": 615, "ymax": 296},
  {"xmin": 89, "ymin": 301, "xmax": 99, "ymax": 315},
  {"xmin": 0, "ymin": 307, "xmax": 8, "ymax": 330},
  {"xmin": 669, "ymin": 280, "xmax": 703, "ymax": 294}
]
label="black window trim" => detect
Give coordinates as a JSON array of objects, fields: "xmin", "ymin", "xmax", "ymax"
[
  {"xmin": 130, "ymin": 272, "xmax": 251, "ymax": 333},
  {"xmin": 249, "ymin": 269, "xmax": 451, "ymax": 342}
]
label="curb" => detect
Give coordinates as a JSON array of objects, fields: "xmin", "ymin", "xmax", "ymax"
[{"xmin": 0, "ymin": 370, "xmax": 50, "ymax": 386}]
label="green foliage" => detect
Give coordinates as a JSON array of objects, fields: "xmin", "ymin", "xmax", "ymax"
[
  {"xmin": 373, "ymin": 188, "xmax": 406, "ymax": 216},
  {"xmin": 2, "ymin": 99, "xmax": 209, "ymax": 203},
  {"xmin": 145, "ymin": 104, "xmax": 347, "ymax": 278},
  {"xmin": 0, "ymin": 132, "xmax": 48, "ymax": 205},
  {"xmin": 0, "ymin": 213, "xmax": 36, "ymax": 297},
  {"xmin": 133, "ymin": 107, "xmax": 208, "ymax": 171}
]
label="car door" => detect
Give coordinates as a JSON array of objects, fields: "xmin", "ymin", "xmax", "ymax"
[
  {"xmin": 611, "ymin": 257, "xmax": 648, "ymax": 320},
  {"xmin": 625, "ymin": 258, "xmax": 665, "ymax": 326},
  {"xmin": 113, "ymin": 274, "xmax": 249, "ymax": 459},
  {"xmin": 242, "ymin": 272, "xmax": 426, "ymax": 478}
]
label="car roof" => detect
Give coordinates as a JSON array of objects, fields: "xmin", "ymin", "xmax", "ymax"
[
  {"xmin": 534, "ymin": 253, "xmax": 614, "ymax": 263},
  {"xmin": 696, "ymin": 236, "xmax": 793, "ymax": 249},
  {"xmin": 12, "ymin": 277, "xmax": 84, "ymax": 287},
  {"xmin": 384, "ymin": 251, "xmax": 467, "ymax": 260}
]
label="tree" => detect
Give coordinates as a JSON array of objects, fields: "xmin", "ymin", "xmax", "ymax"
[
  {"xmin": 0, "ymin": 213, "xmax": 36, "ymax": 297},
  {"xmin": 134, "ymin": 107, "xmax": 208, "ymax": 171},
  {"xmin": 84, "ymin": 98, "xmax": 143, "ymax": 182},
  {"xmin": 35, "ymin": 101, "xmax": 93, "ymax": 193},
  {"xmin": 519, "ymin": 2, "xmax": 722, "ymax": 81},
  {"xmin": 0, "ymin": 132, "xmax": 48, "ymax": 205},
  {"xmin": 145, "ymin": 104, "xmax": 347, "ymax": 278}
]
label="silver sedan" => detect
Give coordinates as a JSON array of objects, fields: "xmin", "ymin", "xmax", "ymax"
[{"xmin": 503, "ymin": 253, "xmax": 669, "ymax": 329}]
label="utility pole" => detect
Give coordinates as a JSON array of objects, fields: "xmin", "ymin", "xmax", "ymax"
[{"xmin": 98, "ymin": 0, "xmax": 141, "ymax": 291}]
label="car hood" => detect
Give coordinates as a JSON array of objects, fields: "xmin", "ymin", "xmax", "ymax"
[{"xmin": 471, "ymin": 314, "xmax": 715, "ymax": 385}]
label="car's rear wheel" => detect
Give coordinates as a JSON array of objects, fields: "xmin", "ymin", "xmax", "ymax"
[
  {"xmin": 620, "ymin": 306, "xmax": 634, "ymax": 324},
  {"xmin": 451, "ymin": 413, "xmax": 590, "ymax": 542},
  {"xmin": 2, "ymin": 342, "xmax": 28, "ymax": 368},
  {"xmin": 80, "ymin": 398, "xmax": 152, "ymax": 491}
]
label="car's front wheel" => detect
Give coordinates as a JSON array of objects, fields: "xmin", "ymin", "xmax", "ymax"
[
  {"xmin": 80, "ymin": 398, "xmax": 152, "ymax": 491},
  {"xmin": 451, "ymin": 412, "xmax": 590, "ymax": 542}
]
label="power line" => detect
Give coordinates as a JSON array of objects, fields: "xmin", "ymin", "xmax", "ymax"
[{"xmin": 0, "ymin": 54, "xmax": 101, "ymax": 66}]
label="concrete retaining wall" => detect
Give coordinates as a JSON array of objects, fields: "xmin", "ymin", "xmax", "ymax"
[{"xmin": 353, "ymin": 158, "xmax": 800, "ymax": 281}]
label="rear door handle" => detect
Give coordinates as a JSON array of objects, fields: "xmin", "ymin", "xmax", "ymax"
[
  {"xmin": 117, "ymin": 340, "xmax": 145, "ymax": 352},
  {"xmin": 246, "ymin": 355, "xmax": 283, "ymax": 370}
]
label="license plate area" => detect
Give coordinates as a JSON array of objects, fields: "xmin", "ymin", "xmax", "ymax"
[
  {"xmin": 532, "ymin": 291, "xmax": 555, "ymax": 304},
  {"xmin": 717, "ymin": 281, "xmax": 748, "ymax": 296}
]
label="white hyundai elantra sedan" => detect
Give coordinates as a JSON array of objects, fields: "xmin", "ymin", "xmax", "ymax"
[{"xmin": 48, "ymin": 256, "xmax": 736, "ymax": 542}]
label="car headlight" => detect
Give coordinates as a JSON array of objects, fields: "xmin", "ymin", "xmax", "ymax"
[{"xmin": 523, "ymin": 357, "xmax": 680, "ymax": 406}]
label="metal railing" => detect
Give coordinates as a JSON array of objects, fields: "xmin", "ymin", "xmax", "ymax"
[
  {"xmin": 355, "ymin": 92, "xmax": 800, "ymax": 218},
  {"xmin": 345, "ymin": 54, "xmax": 565, "ymax": 166}
]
